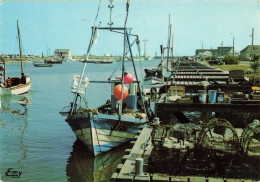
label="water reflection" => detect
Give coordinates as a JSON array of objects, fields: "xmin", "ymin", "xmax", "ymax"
[
  {"xmin": 66, "ymin": 140, "xmax": 127, "ymax": 182},
  {"xmin": 0, "ymin": 94, "xmax": 30, "ymax": 115},
  {"xmin": 0, "ymin": 95, "xmax": 30, "ymax": 172}
]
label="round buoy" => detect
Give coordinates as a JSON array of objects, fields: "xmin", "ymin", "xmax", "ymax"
[
  {"xmin": 113, "ymin": 84, "xmax": 128, "ymax": 100},
  {"xmin": 139, "ymin": 113, "xmax": 146, "ymax": 119},
  {"xmin": 252, "ymin": 86, "xmax": 260, "ymax": 90},
  {"xmin": 124, "ymin": 73, "xmax": 133, "ymax": 84}
]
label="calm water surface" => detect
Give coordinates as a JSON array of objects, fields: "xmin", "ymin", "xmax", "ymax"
[{"xmin": 0, "ymin": 60, "xmax": 159, "ymax": 182}]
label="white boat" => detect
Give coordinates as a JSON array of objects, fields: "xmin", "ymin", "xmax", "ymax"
[
  {"xmin": 0, "ymin": 77, "xmax": 31, "ymax": 95},
  {"xmin": 63, "ymin": 1, "xmax": 154, "ymax": 156},
  {"xmin": 0, "ymin": 20, "xmax": 31, "ymax": 95}
]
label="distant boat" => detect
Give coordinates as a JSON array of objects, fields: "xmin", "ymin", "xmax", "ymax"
[
  {"xmin": 33, "ymin": 63, "xmax": 53, "ymax": 67},
  {"xmin": 83, "ymin": 60, "xmax": 95, "ymax": 63},
  {"xmin": 0, "ymin": 20, "xmax": 31, "ymax": 95},
  {"xmin": 144, "ymin": 68, "xmax": 157, "ymax": 76},
  {"xmin": 44, "ymin": 59, "xmax": 62, "ymax": 64},
  {"xmin": 93, "ymin": 60, "xmax": 113, "ymax": 64}
]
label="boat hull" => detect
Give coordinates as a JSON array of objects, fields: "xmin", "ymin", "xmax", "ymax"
[
  {"xmin": 1, "ymin": 82, "xmax": 31, "ymax": 95},
  {"xmin": 44, "ymin": 60, "xmax": 62, "ymax": 64},
  {"xmin": 66, "ymin": 114, "xmax": 146, "ymax": 156},
  {"xmin": 34, "ymin": 63, "xmax": 52, "ymax": 67}
]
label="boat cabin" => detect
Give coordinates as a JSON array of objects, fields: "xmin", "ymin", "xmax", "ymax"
[
  {"xmin": 8, "ymin": 74, "xmax": 29, "ymax": 86},
  {"xmin": 111, "ymin": 78, "xmax": 138, "ymax": 110}
]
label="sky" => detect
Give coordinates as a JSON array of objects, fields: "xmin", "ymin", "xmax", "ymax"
[{"xmin": 0, "ymin": 0, "xmax": 259, "ymax": 56}]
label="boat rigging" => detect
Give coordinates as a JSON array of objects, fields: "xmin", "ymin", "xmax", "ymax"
[
  {"xmin": 63, "ymin": 0, "xmax": 154, "ymax": 156},
  {"xmin": 0, "ymin": 20, "xmax": 31, "ymax": 95}
]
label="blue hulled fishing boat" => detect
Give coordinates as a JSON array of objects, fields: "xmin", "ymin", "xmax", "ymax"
[{"xmin": 63, "ymin": 0, "xmax": 153, "ymax": 156}]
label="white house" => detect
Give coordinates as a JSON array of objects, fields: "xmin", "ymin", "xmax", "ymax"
[{"xmin": 54, "ymin": 49, "xmax": 72, "ymax": 60}]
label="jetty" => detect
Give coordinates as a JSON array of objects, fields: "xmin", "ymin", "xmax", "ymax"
[
  {"xmin": 164, "ymin": 61, "xmax": 252, "ymax": 93},
  {"xmin": 144, "ymin": 60, "xmax": 256, "ymax": 95},
  {"xmin": 111, "ymin": 58, "xmax": 260, "ymax": 182},
  {"xmin": 111, "ymin": 123, "xmax": 260, "ymax": 182}
]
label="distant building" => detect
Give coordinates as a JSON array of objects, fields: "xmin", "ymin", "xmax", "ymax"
[
  {"xmin": 154, "ymin": 52, "xmax": 161, "ymax": 59},
  {"xmin": 54, "ymin": 49, "xmax": 72, "ymax": 60},
  {"xmin": 240, "ymin": 45, "xmax": 260, "ymax": 60},
  {"xmin": 104, "ymin": 53, "xmax": 112, "ymax": 57},
  {"xmin": 196, "ymin": 47, "xmax": 237, "ymax": 57},
  {"xmin": 217, "ymin": 46, "xmax": 233, "ymax": 56}
]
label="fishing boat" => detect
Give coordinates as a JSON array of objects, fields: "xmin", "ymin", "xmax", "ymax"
[
  {"xmin": 44, "ymin": 58, "xmax": 62, "ymax": 64},
  {"xmin": 0, "ymin": 20, "xmax": 31, "ymax": 95},
  {"xmin": 144, "ymin": 68, "xmax": 156, "ymax": 76},
  {"xmin": 33, "ymin": 63, "xmax": 53, "ymax": 67},
  {"xmin": 63, "ymin": 1, "xmax": 154, "ymax": 156},
  {"xmin": 83, "ymin": 60, "xmax": 95, "ymax": 63},
  {"xmin": 93, "ymin": 60, "xmax": 113, "ymax": 64}
]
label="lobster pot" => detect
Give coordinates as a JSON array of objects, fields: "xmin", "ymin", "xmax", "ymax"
[
  {"xmin": 197, "ymin": 118, "xmax": 240, "ymax": 154},
  {"xmin": 241, "ymin": 120, "xmax": 260, "ymax": 156},
  {"xmin": 111, "ymin": 79, "xmax": 137, "ymax": 110},
  {"xmin": 208, "ymin": 90, "xmax": 217, "ymax": 103},
  {"xmin": 198, "ymin": 90, "xmax": 207, "ymax": 104}
]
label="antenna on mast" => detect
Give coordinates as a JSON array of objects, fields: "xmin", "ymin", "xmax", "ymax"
[{"xmin": 108, "ymin": 0, "xmax": 114, "ymax": 26}]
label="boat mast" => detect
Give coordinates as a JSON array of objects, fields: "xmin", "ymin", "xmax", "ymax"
[
  {"xmin": 70, "ymin": 0, "xmax": 102, "ymax": 115},
  {"xmin": 166, "ymin": 15, "xmax": 171, "ymax": 71},
  {"xmin": 119, "ymin": 0, "xmax": 129, "ymax": 118},
  {"xmin": 160, "ymin": 44, "xmax": 164, "ymax": 82},
  {"xmin": 17, "ymin": 20, "xmax": 24, "ymax": 75},
  {"xmin": 70, "ymin": 26, "xmax": 99, "ymax": 115},
  {"xmin": 3, "ymin": 58, "xmax": 6, "ymax": 85},
  {"xmin": 126, "ymin": 30, "xmax": 146, "ymax": 114},
  {"xmin": 171, "ymin": 32, "xmax": 174, "ymax": 62}
]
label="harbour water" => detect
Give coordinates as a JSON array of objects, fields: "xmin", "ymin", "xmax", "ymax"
[{"xmin": 0, "ymin": 60, "xmax": 158, "ymax": 182}]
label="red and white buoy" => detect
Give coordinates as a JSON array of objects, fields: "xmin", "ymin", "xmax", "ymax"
[{"xmin": 124, "ymin": 72, "xmax": 133, "ymax": 84}]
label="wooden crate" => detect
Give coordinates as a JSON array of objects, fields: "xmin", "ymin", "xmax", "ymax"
[
  {"xmin": 229, "ymin": 70, "xmax": 244, "ymax": 79},
  {"xmin": 252, "ymin": 94, "xmax": 260, "ymax": 100},
  {"xmin": 167, "ymin": 86, "xmax": 185, "ymax": 96}
]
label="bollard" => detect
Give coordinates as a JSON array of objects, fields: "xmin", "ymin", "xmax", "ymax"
[
  {"xmin": 135, "ymin": 158, "xmax": 144, "ymax": 176},
  {"xmin": 153, "ymin": 117, "xmax": 160, "ymax": 125},
  {"xmin": 154, "ymin": 117, "xmax": 159, "ymax": 123},
  {"xmin": 164, "ymin": 95, "xmax": 167, "ymax": 103}
]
